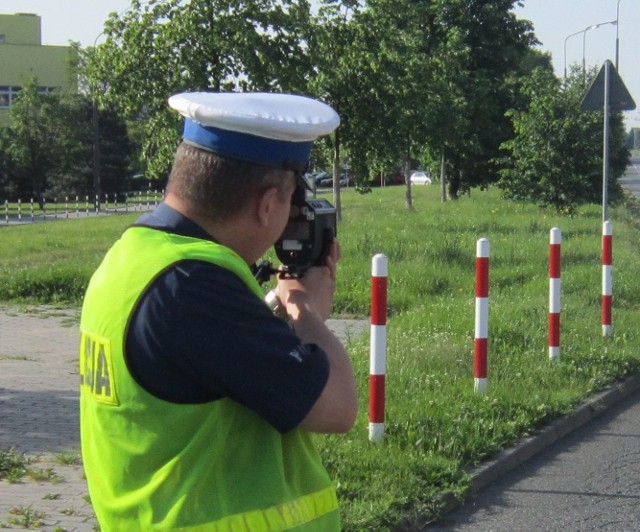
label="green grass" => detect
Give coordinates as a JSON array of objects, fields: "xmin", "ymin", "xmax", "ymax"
[
  {"xmin": 0, "ymin": 448, "xmax": 31, "ymax": 483},
  {"xmin": 0, "ymin": 448, "xmax": 64, "ymax": 485},
  {"xmin": 0, "ymin": 215, "xmax": 136, "ymax": 302},
  {"xmin": 1, "ymin": 186, "xmax": 640, "ymax": 528},
  {"xmin": 2, "ymin": 506, "xmax": 46, "ymax": 529}
]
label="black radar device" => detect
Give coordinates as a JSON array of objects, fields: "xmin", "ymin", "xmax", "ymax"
[{"xmin": 274, "ymin": 183, "xmax": 337, "ymax": 278}]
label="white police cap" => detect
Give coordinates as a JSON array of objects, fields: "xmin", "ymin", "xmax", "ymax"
[{"xmin": 168, "ymin": 92, "xmax": 340, "ymax": 172}]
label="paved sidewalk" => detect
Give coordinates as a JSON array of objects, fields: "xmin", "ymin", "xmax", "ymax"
[
  {"xmin": 0, "ymin": 305, "xmax": 93, "ymax": 530},
  {"xmin": 0, "ymin": 305, "xmax": 368, "ymax": 531}
]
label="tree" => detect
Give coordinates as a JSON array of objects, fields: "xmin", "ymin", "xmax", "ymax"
[
  {"xmin": 3, "ymin": 78, "xmax": 74, "ymax": 199},
  {"xmin": 498, "ymin": 66, "xmax": 629, "ymax": 213},
  {"xmin": 304, "ymin": 0, "xmax": 361, "ymax": 218},
  {"xmin": 309, "ymin": 0, "xmax": 453, "ymax": 207},
  {"xmin": 425, "ymin": 0, "xmax": 536, "ymax": 199},
  {"xmin": 81, "ymin": 0, "xmax": 536, "ymax": 209},
  {"xmin": 0, "ymin": 127, "xmax": 18, "ymax": 198},
  {"xmin": 96, "ymin": 105, "xmax": 136, "ymax": 194},
  {"xmin": 88, "ymin": 0, "xmax": 314, "ymax": 180},
  {"xmin": 311, "ymin": 0, "xmax": 535, "ymax": 206},
  {"xmin": 0, "ymin": 76, "xmax": 134, "ymax": 200},
  {"xmin": 46, "ymin": 99, "xmax": 135, "ymax": 199}
]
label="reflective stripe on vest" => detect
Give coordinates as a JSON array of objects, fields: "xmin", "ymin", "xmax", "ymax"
[{"xmin": 175, "ymin": 487, "xmax": 338, "ymax": 531}]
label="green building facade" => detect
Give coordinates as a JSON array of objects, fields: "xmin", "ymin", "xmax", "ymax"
[{"xmin": 0, "ymin": 13, "xmax": 73, "ymax": 126}]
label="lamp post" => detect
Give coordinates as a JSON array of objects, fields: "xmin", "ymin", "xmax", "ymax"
[
  {"xmin": 91, "ymin": 33, "xmax": 103, "ymax": 213},
  {"xmin": 583, "ymin": 21, "xmax": 617, "ymax": 85},
  {"xmin": 90, "ymin": 3, "xmax": 146, "ymax": 213},
  {"xmin": 615, "ymin": 0, "xmax": 622, "ymax": 70},
  {"xmin": 564, "ymin": 29, "xmax": 585, "ymax": 80},
  {"xmin": 564, "ymin": 21, "xmax": 617, "ymax": 84}
]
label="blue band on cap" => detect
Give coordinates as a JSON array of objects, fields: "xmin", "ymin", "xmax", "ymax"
[{"xmin": 183, "ymin": 119, "xmax": 312, "ymax": 170}]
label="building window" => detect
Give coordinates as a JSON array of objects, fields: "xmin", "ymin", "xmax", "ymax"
[
  {"xmin": 0, "ymin": 87, "xmax": 11, "ymax": 108},
  {"xmin": 0, "ymin": 87, "xmax": 23, "ymax": 109},
  {"xmin": 0, "ymin": 87, "xmax": 57, "ymax": 110}
]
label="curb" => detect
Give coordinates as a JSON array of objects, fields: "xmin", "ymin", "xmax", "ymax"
[{"xmin": 436, "ymin": 375, "xmax": 640, "ymax": 516}]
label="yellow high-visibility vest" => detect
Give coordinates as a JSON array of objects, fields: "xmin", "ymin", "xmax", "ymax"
[{"xmin": 80, "ymin": 225, "xmax": 339, "ymax": 531}]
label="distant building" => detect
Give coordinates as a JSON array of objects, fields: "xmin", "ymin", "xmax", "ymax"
[{"xmin": 0, "ymin": 13, "xmax": 74, "ymax": 126}]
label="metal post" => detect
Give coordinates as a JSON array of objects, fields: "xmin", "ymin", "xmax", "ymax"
[
  {"xmin": 603, "ymin": 61, "xmax": 610, "ymax": 223},
  {"xmin": 616, "ymin": 0, "xmax": 622, "ymax": 70},
  {"xmin": 549, "ymin": 228, "xmax": 562, "ymax": 360},
  {"xmin": 582, "ymin": 31, "xmax": 587, "ymax": 85},
  {"xmin": 92, "ymin": 98, "xmax": 101, "ymax": 212},
  {"xmin": 369, "ymin": 254, "xmax": 388, "ymax": 442},
  {"xmin": 474, "ymin": 239, "xmax": 490, "ymax": 394}
]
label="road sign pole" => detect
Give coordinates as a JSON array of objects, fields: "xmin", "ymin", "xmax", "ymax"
[
  {"xmin": 580, "ymin": 60, "xmax": 636, "ymax": 222},
  {"xmin": 602, "ymin": 61, "xmax": 610, "ymax": 223}
]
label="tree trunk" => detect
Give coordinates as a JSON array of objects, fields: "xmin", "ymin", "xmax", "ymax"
[
  {"xmin": 440, "ymin": 150, "xmax": 447, "ymax": 203},
  {"xmin": 404, "ymin": 153, "xmax": 413, "ymax": 209},
  {"xmin": 448, "ymin": 173, "xmax": 460, "ymax": 200},
  {"xmin": 333, "ymin": 129, "xmax": 342, "ymax": 222}
]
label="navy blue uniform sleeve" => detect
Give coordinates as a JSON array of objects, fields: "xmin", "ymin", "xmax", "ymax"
[{"xmin": 125, "ymin": 261, "xmax": 329, "ymax": 433}]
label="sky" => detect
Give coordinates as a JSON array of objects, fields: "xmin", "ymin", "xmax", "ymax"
[{"xmin": 1, "ymin": 0, "xmax": 638, "ymax": 129}]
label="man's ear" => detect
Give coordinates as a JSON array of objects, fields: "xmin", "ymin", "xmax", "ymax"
[{"xmin": 256, "ymin": 186, "xmax": 279, "ymax": 227}]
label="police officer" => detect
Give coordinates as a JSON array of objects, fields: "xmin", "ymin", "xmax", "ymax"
[{"xmin": 79, "ymin": 92, "xmax": 357, "ymax": 530}]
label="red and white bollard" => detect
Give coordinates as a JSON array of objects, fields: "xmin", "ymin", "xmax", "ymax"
[
  {"xmin": 602, "ymin": 221, "xmax": 613, "ymax": 337},
  {"xmin": 369, "ymin": 253, "xmax": 388, "ymax": 442},
  {"xmin": 549, "ymin": 228, "xmax": 561, "ymax": 360},
  {"xmin": 474, "ymin": 239, "xmax": 489, "ymax": 394}
]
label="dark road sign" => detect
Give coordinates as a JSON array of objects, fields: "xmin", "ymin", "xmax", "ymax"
[{"xmin": 581, "ymin": 60, "xmax": 636, "ymax": 112}]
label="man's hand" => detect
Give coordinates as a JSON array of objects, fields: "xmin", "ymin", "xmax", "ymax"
[{"xmin": 276, "ymin": 240, "xmax": 340, "ymax": 322}]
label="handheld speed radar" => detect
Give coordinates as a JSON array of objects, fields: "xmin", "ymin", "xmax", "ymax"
[{"xmin": 274, "ymin": 183, "xmax": 337, "ymax": 278}]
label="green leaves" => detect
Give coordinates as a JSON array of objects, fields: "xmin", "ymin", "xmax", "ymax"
[
  {"xmin": 0, "ymin": 75, "xmax": 134, "ymax": 199},
  {"xmin": 499, "ymin": 67, "xmax": 628, "ymax": 212},
  {"xmin": 84, "ymin": 0, "xmax": 537, "ymax": 195},
  {"xmin": 312, "ymin": 0, "xmax": 536, "ymax": 198},
  {"xmin": 88, "ymin": 0, "xmax": 314, "ymax": 178}
]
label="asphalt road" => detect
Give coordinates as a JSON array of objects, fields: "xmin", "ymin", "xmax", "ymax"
[
  {"xmin": 618, "ymin": 156, "xmax": 640, "ymax": 197},
  {"xmin": 429, "ymin": 388, "xmax": 640, "ymax": 531}
]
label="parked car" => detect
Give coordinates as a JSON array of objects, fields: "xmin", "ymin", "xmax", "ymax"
[
  {"xmin": 369, "ymin": 170, "xmax": 405, "ymax": 186},
  {"xmin": 319, "ymin": 173, "xmax": 352, "ymax": 187},
  {"xmin": 307, "ymin": 172, "xmax": 331, "ymax": 187},
  {"xmin": 409, "ymin": 171, "xmax": 432, "ymax": 185}
]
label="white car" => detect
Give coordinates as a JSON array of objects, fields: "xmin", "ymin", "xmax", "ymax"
[{"xmin": 410, "ymin": 171, "xmax": 432, "ymax": 185}]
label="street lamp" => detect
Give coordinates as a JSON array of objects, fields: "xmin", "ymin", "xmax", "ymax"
[
  {"xmin": 91, "ymin": 32, "xmax": 103, "ymax": 212},
  {"xmin": 90, "ymin": 3, "xmax": 149, "ymax": 212},
  {"xmin": 563, "ymin": 20, "xmax": 617, "ymax": 84},
  {"xmin": 615, "ymin": 0, "xmax": 622, "ymax": 70},
  {"xmin": 582, "ymin": 20, "xmax": 617, "ymax": 85},
  {"xmin": 564, "ymin": 29, "xmax": 585, "ymax": 80}
]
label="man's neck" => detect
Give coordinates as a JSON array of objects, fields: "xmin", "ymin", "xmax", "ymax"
[{"xmin": 163, "ymin": 193, "xmax": 260, "ymax": 265}]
